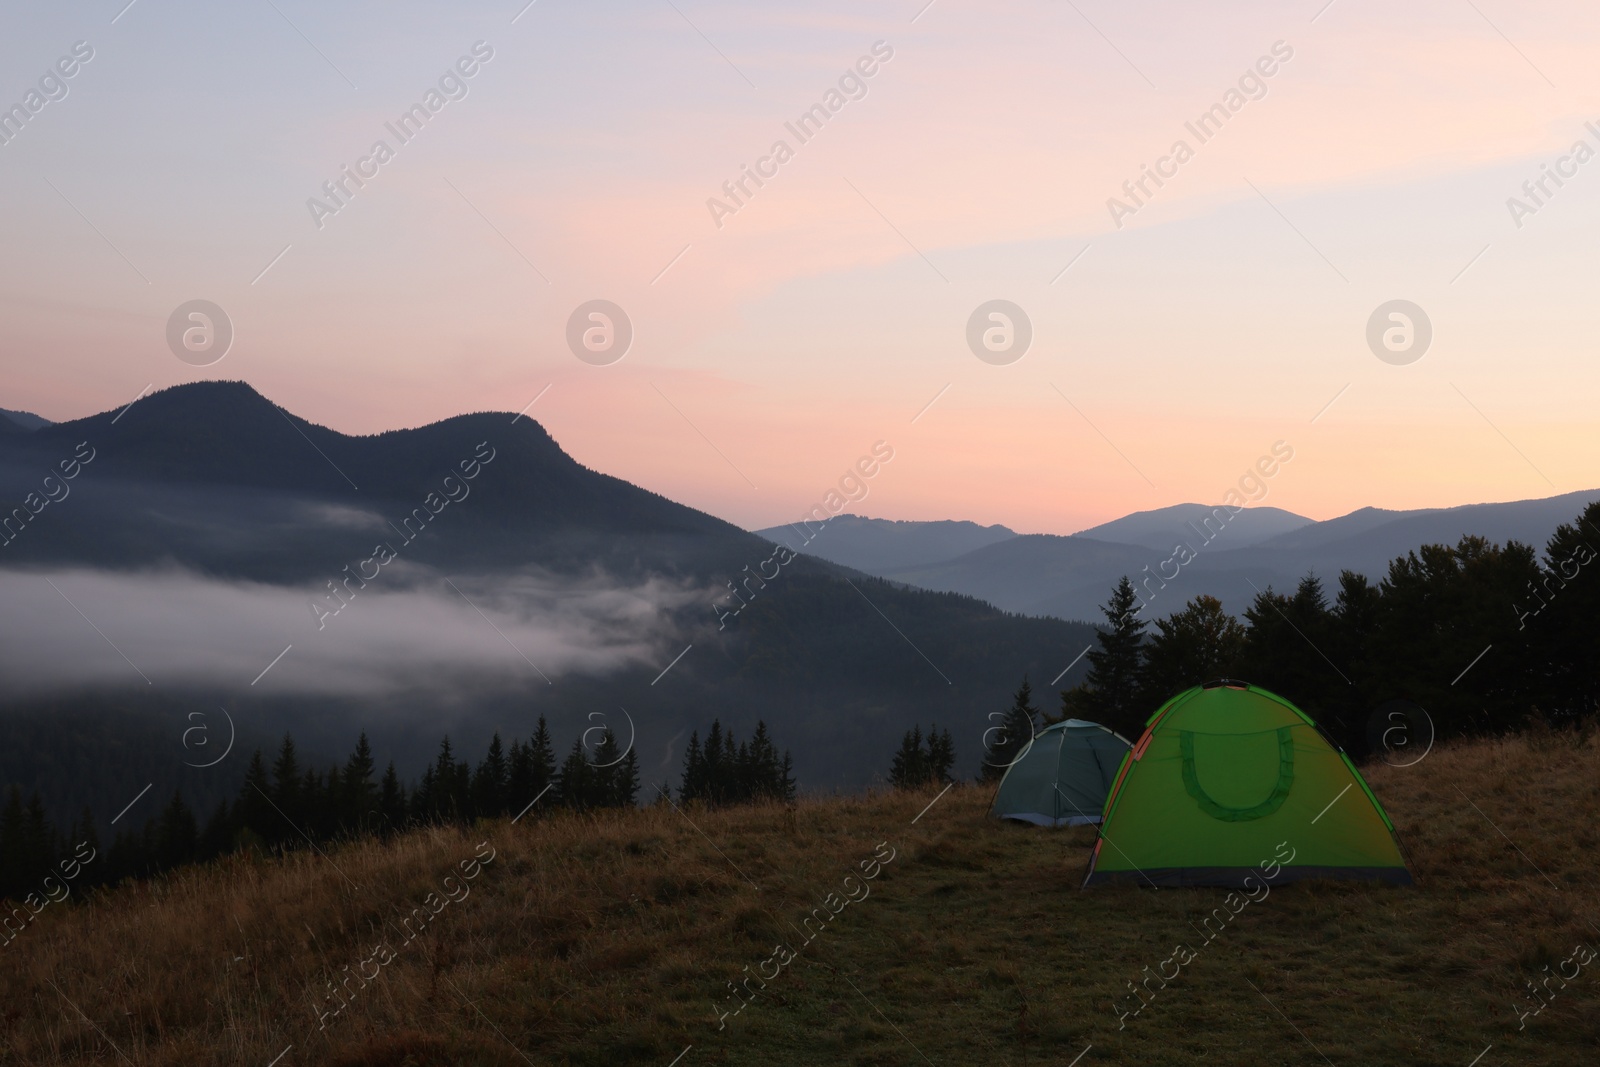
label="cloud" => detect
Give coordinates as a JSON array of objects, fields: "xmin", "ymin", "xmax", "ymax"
[{"xmin": 1, "ymin": 566, "xmax": 699, "ymax": 696}]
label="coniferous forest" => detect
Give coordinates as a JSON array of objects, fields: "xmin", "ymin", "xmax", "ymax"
[
  {"xmin": 981, "ymin": 500, "xmax": 1600, "ymax": 764},
  {"xmin": 0, "ymin": 717, "xmax": 793, "ymax": 906}
]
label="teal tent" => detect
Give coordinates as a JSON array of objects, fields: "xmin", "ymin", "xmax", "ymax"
[{"xmin": 991, "ymin": 719, "xmax": 1130, "ymax": 827}]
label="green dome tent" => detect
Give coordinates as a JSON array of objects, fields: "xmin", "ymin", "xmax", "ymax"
[
  {"xmin": 1083, "ymin": 681, "xmax": 1413, "ymax": 888},
  {"xmin": 991, "ymin": 719, "xmax": 1131, "ymax": 827}
]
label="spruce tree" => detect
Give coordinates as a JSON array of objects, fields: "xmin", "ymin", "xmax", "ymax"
[
  {"xmin": 746, "ymin": 722, "xmax": 782, "ymax": 800},
  {"xmin": 557, "ymin": 739, "xmax": 596, "ymax": 809},
  {"xmin": 889, "ymin": 726, "xmax": 928, "ymax": 788},
  {"xmin": 155, "ymin": 791, "xmax": 198, "ymax": 871},
  {"xmin": 270, "ymin": 734, "xmax": 301, "ymax": 835},
  {"xmin": 341, "ymin": 733, "xmax": 379, "ymax": 832},
  {"xmin": 981, "ymin": 678, "xmax": 1040, "ymax": 781},
  {"xmin": 703, "ymin": 721, "xmax": 728, "ymax": 804},
  {"xmin": 378, "ymin": 762, "xmax": 406, "ymax": 834},
  {"xmin": 1083, "ymin": 577, "xmax": 1149, "ymax": 737},
  {"xmin": 927, "ymin": 727, "xmax": 955, "ymax": 783},
  {"xmin": 614, "ymin": 747, "xmax": 640, "ymax": 808},
  {"xmin": 236, "ymin": 750, "xmax": 275, "ymax": 847},
  {"xmin": 428, "ymin": 737, "xmax": 465, "ymax": 822},
  {"xmin": 472, "ymin": 733, "xmax": 510, "ymax": 819},
  {"xmin": 680, "ymin": 731, "xmax": 705, "ymax": 802},
  {"xmin": 198, "ymin": 800, "xmax": 233, "ymax": 861},
  {"xmin": 778, "ymin": 752, "xmax": 796, "ymax": 802},
  {"xmin": 529, "ymin": 716, "xmax": 557, "ymax": 803},
  {"xmin": 591, "ymin": 730, "xmax": 622, "ymax": 806}
]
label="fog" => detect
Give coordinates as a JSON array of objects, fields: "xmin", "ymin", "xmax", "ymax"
[{"xmin": 0, "ymin": 565, "xmax": 701, "ymax": 696}]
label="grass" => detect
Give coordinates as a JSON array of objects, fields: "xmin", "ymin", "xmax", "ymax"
[{"xmin": 3, "ymin": 729, "xmax": 1598, "ymax": 1065}]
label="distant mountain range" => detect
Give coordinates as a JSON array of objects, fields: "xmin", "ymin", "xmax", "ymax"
[
  {"xmin": 754, "ymin": 505, "xmax": 1312, "ymax": 578},
  {"xmin": 761, "ymin": 491, "xmax": 1600, "ymax": 624},
  {"xmin": 1074, "ymin": 503, "xmax": 1313, "ymax": 552}
]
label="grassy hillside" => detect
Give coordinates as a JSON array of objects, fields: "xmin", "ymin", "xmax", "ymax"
[{"xmin": 3, "ymin": 729, "xmax": 1596, "ymax": 1065}]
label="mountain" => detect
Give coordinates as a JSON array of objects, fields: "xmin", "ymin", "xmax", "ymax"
[
  {"xmin": 868, "ymin": 490, "xmax": 1600, "ymax": 623},
  {"xmin": 0, "ymin": 406, "xmax": 52, "ymax": 432},
  {"xmin": 0, "ymin": 382, "xmax": 1099, "ymax": 801},
  {"xmin": 754, "ymin": 514, "xmax": 1017, "ymax": 572},
  {"xmin": 1076, "ymin": 503, "xmax": 1312, "ymax": 551},
  {"xmin": 0, "ymin": 380, "xmax": 794, "ymax": 580},
  {"xmin": 881, "ymin": 534, "xmax": 1147, "ymax": 620}
]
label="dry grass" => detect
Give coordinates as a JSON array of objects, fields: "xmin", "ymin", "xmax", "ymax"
[{"xmin": 2, "ymin": 731, "xmax": 1597, "ymax": 1065}]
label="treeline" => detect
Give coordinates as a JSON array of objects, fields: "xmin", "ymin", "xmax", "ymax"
[
  {"xmin": 678, "ymin": 720, "xmax": 796, "ymax": 805},
  {"xmin": 887, "ymin": 725, "xmax": 956, "ymax": 788},
  {"xmin": 2, "ymin": 716, "xmax": 792, "ymax": 903},
  {"xmin": 1034, "ymin": 500, "xmax": 1600, "ymax": 753}
]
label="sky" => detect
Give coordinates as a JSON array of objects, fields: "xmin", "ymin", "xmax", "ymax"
[{"xmin": 3, "ymin": 0, "xmax": 1598, "ymax": 535}]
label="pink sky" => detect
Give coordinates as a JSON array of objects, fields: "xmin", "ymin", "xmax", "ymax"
[{"xmin": 2, "ymin": 0, "xmax": 1597, "ymax": 533}]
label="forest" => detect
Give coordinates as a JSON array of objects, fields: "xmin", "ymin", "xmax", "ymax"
[
  {"xmin": 993, "ymin": 499, "xmax": 1600, "ymax": 757},
  {"xmin": 0, "ymin": 717, "xmax": 792, "ymax": 908}
]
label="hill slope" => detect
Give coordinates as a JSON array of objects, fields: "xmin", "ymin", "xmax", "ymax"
[{"xmin": 0, "ymin": 731, "xmax": 1592, "ymax": 1065}]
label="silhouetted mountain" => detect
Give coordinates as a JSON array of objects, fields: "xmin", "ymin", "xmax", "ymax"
[
  {"xmin": 0, "ymin": 382, "xmax": 1099, "ymax": 793},
  {"xmin": 869, "ymin": 490, "xmax": 1600, "ymax": 622},
  {"xmin": 0, "ymin": 407, "xmax": 52, "ymax": 432},
  {"xmin": 1076, "ymin": 503, "xmax": 1312, "ymax": 551},
  {"xmin": 755, "ymin": 514, "xmax": 1017, "ymax": 572},
  {"xmin": 0, "ymin": 381, "xmax": 793, "ymax": 580}
]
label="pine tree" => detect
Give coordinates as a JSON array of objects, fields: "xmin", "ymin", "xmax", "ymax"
[
  {"xmin": 927, "ymin": 726, "xmax": 955, "ymax": 783},
  {"xmin": 889, "ymin": 726, "xmax": 928, "ymax": 788},
  {"xmin": 1082, "ymin": 577, "xmax": 1149, "ymax": 738},
  {"xmin": 680, "ymin": 730, "xmax": 705, "ymax": 802},
  {"xmin": 341, "ymin": 733, "xmax": 379, "ymax": 833},
  {"xmin": 982, "ymin": 678, "xmax": 1040, "ymax": 781},
  {"xmin": 746, "ymin": 722, "xmax": 782, "ymax": 800},
  {"xmin": 472, "ymin": 733, "xmax": 510, "ymax": 819},
  {"xmin": 557, "ymin": 739, "xmax": 596, "ymax": 809},
  {"xmin": 270, "ymin": 734, "xmax": 301, "ymax": 835},
  {"xmin": 703, "ymin": 721, "xmax": 728, "ymax": 804},
  {"xmin": 589, "ymin": 730, "xmax": 637, "ymax": 808},
  {"xmin": 198, "ymin": 800, "xmax": 233, "ymax": 861},
  {"xmin": 378, "ymin": 762, "xmax": 406, "ymax": 835},
  {"xmin": 516, "ymin": 716, "xmax": 558, "ymax": 813},
  {"xmin": 413, "ymin": 764, "xmax": 439, "ymax": 824},
  {"xmin": 615, "ymin": 747, "xmax": 640, "ymax": 808},
  {"xmin": 778, "ymin": 752, "xmax": 796, "ymax": 802},
  {"xmin": 154, "ymin": 791, "xmax": 198, "ymax": 871},
  {"xmin": 300, "ymin": 766, "xmax": 329, "ymax": 840},
  {"xmin": 507, "ymin": 739, "xmax": 533, "ymax": 813},
  {"xmin": 235, "ymin": 750, "xmax": 275, "ymax": 848},
  {"xmin": 428, "ymin": 737, "xmax": 466, "ymax": 823}
]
